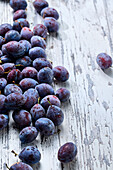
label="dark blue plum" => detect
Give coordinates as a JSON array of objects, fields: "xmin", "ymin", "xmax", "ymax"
[
  {"xmin": 19, "ymin": 146, "xmax": 41, "ymax": 164},
  {"xmin": 41, "ymin": 7, "xmax": 59, "ymax": 20},
  {"xmin": 10, "ymin": 162, "xmax": 33, "ymax": 170},
  {"xmin": 22, "ymin": 67, "xmax": 38, "ymax": 79},
  {"xmin": 29, "ymin": 47, "xmax": 47, "ymax": 60},
  {"xmin": 33, "ymin": 0, "xmax": 48, "ymax": 14},
  {"xmin": 96, "ymin": 53, "xmax": 112, "ymax": 69},
  {"xmin": 2, "ymin": 63, "xmax": 15, "ymax": 72},
  {"xmin": 7, "ymin": 69, "xmax": 22, "ymax": 83},
  {"xmin": 1, "ymin": 55, "xmax": 12, "ymax": 64},
  {"xmin": 15, "ymin": 56, "xmax": 32, "ymax": 68},
  {"xmin": 13, "ymin": 9, "xmax": 27, "ymax": 21},
  {"xmin": 44, "ymin": 17, "xmax": 59, "ymax": 32},
  {"xmin": 0, "ymin": 65, "xmax": 4, "ymax": 76},
  {"xmin": 0, "ymin": 95, "xmax": 6, "ymax": 110},
  {"xmin": 33, "ymin": 24, "xmax": 48, "ymax": 39},
  {"xmin": 55, "ymin": 88, "xmax": 70, "ymax": 102},
  {"xmin": 40, "ymin": 95, "xmax": 61, "ymax": 110},
  {"xmin": 19, "ymin": 40, "xmax": 31, "ymax": 54},
  {"xmin": 0, "ymin": 78, "xmax": 7, "ymax": 90},
  {"xmin": 37, "ymin": 67, "xmax": 53, "ymax": 84},
  {"xmin": 19, "ymin": 126, "xmax": 38, "ymax": 144},
  {"xmin": 10, "ymin": 0, "xmax": 27, "ymax": 11},
  {"xmin": 4, "ymin": 84, "xmax": 22, "ymax": 96},
  {"xmin": 13, "ymin": 18, "xmax": 29, "ymax": 32},
  {"xmin": 30, "ymin": 104, "xmax": 46, "ymax": 122},
  {"xmin": 35, "ymin": 83, "xmax": 54, "ymax": 98},
  {"xmin": 0, "ymin": 36, "xmax": 5, "ymax": 47},
  {"xmin": 0, "ymin": 50, "xmax": 3, "ymax": 57},
  {"xmin": 19, "ymin": 78, "xmax": 38, "ymax": 91},
  {"xmin": 33, "ymin": 58, "xmax": 52, "ymax": 71},
  {"xmin": 31, "ymin": 36, "xmax": 46, "ymax": 49},
  {"xmin": 47, "ymin": 105, "xmax": 64, "ymax": 126},
  {"xmin": 13, "ymin": 110, "xmax": 31, "ymax": 129},
  {"xmin": 0, "ymin": 23, "xmax": 12, "ymax": 36},
  {"xmin": 23, "ymin": 88, "xmax": 39, "ymax": 110},
  {"xmin": 53, "ymin": 66, "xmax": 69, "ymax": 82},
  {"xmin": 0, "ymin": 114, "xmax": 8, "ymax": 130},
  {"xmin": 5, "ymin": 30, "xmax": 21, "ymax": 42},
  {"xmin": 35, "ymin": 118, "xmax": 55, "ymax": 136},
  {"xmin": 21, "ymin": 27, "xmax": 33, "ymax": 41},
  {"xmin": 58, "ymin": 142, "xmax": 77, "ymax": 163},
  {"xmin": 2, "ymin": 41, "xmax": 26, "ymax": 59},
  {"xmin": 5, "ymin": 92, "xmax": 26, "ymax": 110}
]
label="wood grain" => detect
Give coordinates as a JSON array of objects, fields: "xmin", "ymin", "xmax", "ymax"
[{"xmin": 0, "ymin": 0, "xmax": 113, "ymax": 169}]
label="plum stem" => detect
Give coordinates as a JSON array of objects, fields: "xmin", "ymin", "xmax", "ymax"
[
  {"xmin": 6, "ymin": 163, "xmax": 10, "ymax": 169},
  {"xmin": 47, "ymin": 98, "xmax": 52, "ymax": 106},
  {"xmin": 38, "ymin": 97, "xmax": 40, "ymax": 104},
  {"xmin": 11, "ymin": 150, "xmax": 18, "ymax": 157}
]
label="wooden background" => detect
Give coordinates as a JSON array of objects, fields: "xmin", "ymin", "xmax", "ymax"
[{"xmin": 0, "ymin": 0, "xmax": 113, "ymax": 169}]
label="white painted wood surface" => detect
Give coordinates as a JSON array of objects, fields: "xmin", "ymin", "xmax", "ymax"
[{"xmin": 0, "ymin": 0, "xmax": 113, "ymax": 169}]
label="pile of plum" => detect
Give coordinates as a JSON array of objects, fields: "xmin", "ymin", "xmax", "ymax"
[{"xmin": 0, "ymin": 0, "xmax": 77, "ymax": 169}]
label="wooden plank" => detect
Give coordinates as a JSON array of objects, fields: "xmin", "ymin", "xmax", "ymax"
[{"xmin": 0, "ymin": 0, "xmax": 113, "ymax": 169}]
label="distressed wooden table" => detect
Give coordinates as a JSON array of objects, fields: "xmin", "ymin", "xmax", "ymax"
[{"xmin": 0, "ymin": 0, "xmax": 113, "ymax": 169}]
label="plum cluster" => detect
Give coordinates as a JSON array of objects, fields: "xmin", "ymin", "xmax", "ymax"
[{"xmin": 0, "ymin": 0, "xmax": 77, "ymax": 168}]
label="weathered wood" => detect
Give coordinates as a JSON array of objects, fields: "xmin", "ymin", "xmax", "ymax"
[{"xmin": 0, "ymin": 0, "xmax": 113, "ymax": 169}]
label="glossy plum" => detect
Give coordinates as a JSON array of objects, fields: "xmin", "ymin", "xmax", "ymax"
[
  {"xmin": 2, "ymin": 41, "xmax": 26, "ymax": 59},
  {"xmin": 13, "ymin": 18, "xmax": 29, "ymax": 32},
  {"xmin": 44, "ymin": 17, "xmax": 59, "ymax": 32},
  {"xmin": 19, "ymin": 126, "xmax": 38, "ymax": 144},
  {"xmin": 37, "ymin": 67, "xmax": 53, "ymax": 84},
  {"xmin": 40, "ymin": 95, "xmax": 61, "ymax": 110},
  {"xmin": 10, "ymin": 0, "xmax": 27, "ymax": 11},
  {"xmin": 23, "ymin": 88, "xmax": 39, "ymax": 110},
  {"xmin": 20, "ymin": 27, "xmax": 33, "ymax": 41},
  {"xmin": 0, "ymin": 114, "xmax": 8, "ymax": 130},
  {"xmin": 41, "ymin": 7, "xmax": 59, "ymax": 20},
  {"xmin": 55, "ymin": 88, "xmax": 70, "ymax": 102},
  {"xmin": 1, "ymin": 55, "xmax": 12, "ymax": 63},
  {"xmin": 19, "ymin": 40, "xmax": 31, "ymax": 54},
  {"xmin": 33, "ymin": 58, "xmax": 52, "ymax": 71},
  {"xmin": 19, "ymin": 146, "xmax": 41, "ymax": 164},
  {"xmin": 0, "ymin": 23, "xmax": 12, "ymax": 36},
  {"xmin": 35, "ymin": 83, "xmax": 54, "ymax": 98},
  {"xmin": 13, "ymin": 110, "xmax": 31, "ymax": 129},
  {"xmin": 19, "ymin": 78, "xmax": 38, "ymax": 91},
  {"xmin": 15, "ymin": 56, "xmax": 32, "ymax": 68},
  {"xmin": 7, "ymin": 69, "xmax": 22, "ymax": 83},
  {"xmin": 0, "ymin": 36, "xmax": 5, "ymax": 47},
  {"xmin": 5, "ymin": 92, "xmax": 26, "ymax": 110},
  {"xmin": 0, "ymin": 50, "xmax": 3, "ymax": 57},
  {"xmin": 47, "ymin": 105, "xmax": 64, "ymax": 126},
  {"xmin": 29, "ymin": 47, "xmax": 47, "ymax": 60},
  {"xmin": 58, "ymin": 142, "xmax": 77, "ymax": 163},
  {"xmin": 33, "ymin": 0, "xmax": 48, "ymax": 14},
  {"xmin": 0, "ymin": 78, "xmax": 7, "ymax": 90},
  {"xmin": 53, "ymin": 66, "xmax": 69, "ymax": 82},
  {"xmin": 96, "ymin": 53, "xmax": 112, "ymax": 69},
  {"xmin": 0, "ymin": 65, "xmax": 4, "ymax": 76},
  {"xmin": 5, "ymin": 30, "xmax": 20, "ymax": 42},
  {"xmin": 31, "ymin": 36, "xmax": 46, "ymax": 49},
  {"xmin": 0, "ymin": 95, "xmax": 6, "ymax": 110},
  {"xmin": 2, "ymin": 63, "xmax": 15, "ymax": 72},
  {"xmin": 9, "ymin": 162, "xmax": 33, "ymax": 170},
  {"xmin": 22, "ymin": 67, "xmax": 38, "ymax": 79},
  {"xmin": 30, "ymin": 104, "xmax": 46, "ymax": 122},
  {"xmin": 4, "ymin": 84, "xmax": 22, "ymax": 96},
  {"xmin": 35, "ymin": 118, "xmax": 55, "ymax": 136},
  {"xmin": 33, "ymin": 24, "xmax": 48, "ymax": 39},
  {"xmin": 13, "ymin": 9, "xmax": 27, "ymax": 21}
]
